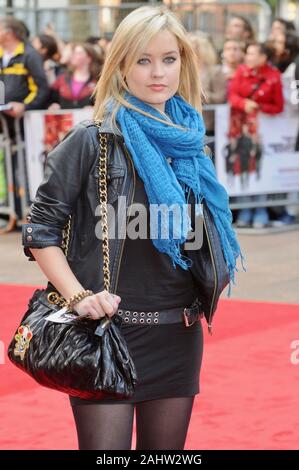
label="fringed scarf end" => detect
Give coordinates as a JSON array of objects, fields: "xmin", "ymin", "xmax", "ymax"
[
  {"xmin": 170, "ymin": 241, "xmax": 193, "ymax": 271},
  {"xmin": 227, "ymin": 249, "xmax": 246, "ymax": 298}
]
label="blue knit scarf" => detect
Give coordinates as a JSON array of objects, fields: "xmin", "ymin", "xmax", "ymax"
[{"xmin": 114, "ymin": 92, "xmax": 244, "ymax": 287}]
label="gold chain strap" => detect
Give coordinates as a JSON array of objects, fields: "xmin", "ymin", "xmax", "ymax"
[
  {"xmin": 98, "ymin": 130, "xmax": 111, "ymax": 292},
  {"xmin": 48, "ymin": 123, "xmax": 110, "ymax": 306},
  {"xmin": 61, "ymin": 214, "xmax": 71, "ymax": 257}
]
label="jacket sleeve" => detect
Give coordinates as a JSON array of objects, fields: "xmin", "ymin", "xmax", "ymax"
[
  {"xmin": 23, "ymin": 47, "xmax": 50, "ymax": 110},
  {"xmin": 228, "ymin": 66, "xmax": 247, "ymax": 112},
  {"xmin": 22, "ymin": 123, "xmax": 97, "ymax": 260},
  {"xmin": 258, "ymin": 73, "xmax": 284, "ymax": 115},
  {"xmin": 205, "ymin": 67, "xmax": 227, "ymax": 104}
]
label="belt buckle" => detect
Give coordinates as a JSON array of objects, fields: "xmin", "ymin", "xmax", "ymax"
[{"xmin": 183, "ymin": 307, "xmax": 197, "ymax": 327}]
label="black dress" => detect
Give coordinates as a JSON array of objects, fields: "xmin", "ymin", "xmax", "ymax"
[{"xmin": 70, "ymin": 171, "xmax": 203, "ymax": 406}]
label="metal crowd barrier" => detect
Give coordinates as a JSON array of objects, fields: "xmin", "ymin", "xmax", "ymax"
[
  {"xmin": 0, "ymin": 114, "xmax": 31, "ymax": 227},
  {"xmin": 12, "ymin": 117, "xmax": 30, "ymax": 221},
  {"xmin": 0, "ymin": 114, "xmax": 17, "ymax": 221},
  {"xmin": 229, "ymin": 194, "xmax": 299, "ymax": 211}
]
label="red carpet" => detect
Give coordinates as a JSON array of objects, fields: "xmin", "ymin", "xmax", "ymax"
[{"xmin": 1, "ymin": 284, "xmax": 299, "ymax": 450}]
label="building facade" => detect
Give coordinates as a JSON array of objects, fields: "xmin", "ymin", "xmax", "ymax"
[{"xmin": 0, "ymin": 0, "xmax": 296, "ymax": 44}]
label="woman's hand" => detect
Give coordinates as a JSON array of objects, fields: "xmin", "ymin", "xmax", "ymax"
[
  {"xmin": 244, "ymin": 99, "xmax": 259, "ymax": 114},
  {"xmin": 73, "ymin": 290, "xmax": 121, "ymax": 320},
  {"xmin": 48, "ymin": 103, "xmax": 61, "ymax": 111},
  {"xmin": 4, "ymin": 102, "xmax": 25, "ymax": 118}
]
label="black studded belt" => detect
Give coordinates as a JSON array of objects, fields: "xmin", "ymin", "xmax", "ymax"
[{"xmin": 116, "ymin": 300, "xmax": 202, "ymax": 327}]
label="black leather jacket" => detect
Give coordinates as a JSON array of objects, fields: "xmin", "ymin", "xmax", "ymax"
[{"xmin": 22, "ymin": 116, "xmax": 229, "ymax": 330}]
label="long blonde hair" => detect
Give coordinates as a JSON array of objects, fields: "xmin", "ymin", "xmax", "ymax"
[
  {"xmin": 93, "ymin": 5, "xmax": 203, "ymax": 130},
  {"xmin": 187, "ymin": 32, "xmax": 218, "ymax": 67}
]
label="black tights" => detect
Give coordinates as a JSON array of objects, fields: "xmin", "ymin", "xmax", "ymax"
[{"xmin": 71, "ymin": 396, "xmax": 195, "ymax": 450}]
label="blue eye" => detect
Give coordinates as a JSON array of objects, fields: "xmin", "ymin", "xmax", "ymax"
[
  {"xmin": 137, "ymin": 57, "xmax": 177, "ymax": 65},
  {"xmin": 164, "ymin": 56, "xmax": 176, "ymax": 63},
  {"xmin": 137, "ymin": 58, "xmax": 149, "ymax": 65}
]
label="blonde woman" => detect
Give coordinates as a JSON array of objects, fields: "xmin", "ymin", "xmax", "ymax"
[
  {"xmin": 23, "ymin": 6, "xmax": 242, "ymax": 450},
  {"xmin": 188, "ymin": 32, "xmax": 227, "ymax": 135}
]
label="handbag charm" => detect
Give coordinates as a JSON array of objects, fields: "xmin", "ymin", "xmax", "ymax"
[{"xmin": 13, "ymin": 325, "xmax": 33, "ymax": 361}]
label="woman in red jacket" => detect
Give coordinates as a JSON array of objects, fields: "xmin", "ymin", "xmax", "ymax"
[
  {"xmin": 228, "ymin": 42, "xmax": 284, "ymax": 228},
  {"xmin": 229, "ymin": 43, "xmax": 283, "ymax": 117}
]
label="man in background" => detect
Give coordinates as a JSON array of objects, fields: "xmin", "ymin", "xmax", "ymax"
[{"xmin": 0, "ymin": 16, "xmax": 49, "ymax": 232}]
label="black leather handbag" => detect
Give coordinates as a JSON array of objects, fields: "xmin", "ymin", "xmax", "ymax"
[{"xmin": 7, "ymin": 127, "xmax": 137, "ymax": 400}]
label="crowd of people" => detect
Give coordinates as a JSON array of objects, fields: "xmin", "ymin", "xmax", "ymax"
[{"xmin": 0, "ymin": 13, "xmax": 298, "ymax": 231}]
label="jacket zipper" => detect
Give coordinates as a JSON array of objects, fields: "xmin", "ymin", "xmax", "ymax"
[
  {"xmin": 112, "ymin": 142, "xmax": 136, "ymax": 294},
  {"xmin": 202, "ymin": 208, "xmax": 218, "ymax": 335}
]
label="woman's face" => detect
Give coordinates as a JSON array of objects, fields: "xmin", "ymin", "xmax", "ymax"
[
  {"xmin": 270, "ymin": 21, "xmax": 285, "ymax": 40},
  {"xmin": 71, "ymin": 45, "xmax": 90, "ymax": 69},
  {"xmin": 245, "ymin": 45, "xmax": 266, "ymax": 68},
  {"xmin": 226, "ymin": 18, "xmax": 246, "ymax": 40},
  {"xmin": 272, "ymin": 33, "xmax": 286, "ymax": 57},
  {"xmin": 223, "ymin": 40, "xmax": 244, "ymax": 65},
  {"xmin": 124, "ymin": 30, "xmax": 181, "ymax": 113}
]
